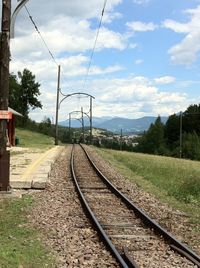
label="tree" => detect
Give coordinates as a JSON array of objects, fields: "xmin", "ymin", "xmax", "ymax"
[
  {"xmin": 183, "ymin": 104, "xmax": 200, "ymax": 135},
  {"xmin": 39, "ymin": 117, "xmax": 52, "ymax": 136},
  {"xmin": 9, "ymin": 73, "xmax": 21, "ymax": 111},
  {"xmin": 136, "ymin": 116, "xmax": 166, "ymax": 154},
  {"xmin": 164, "ymin": 113, "xmax": 180, "ymax": 149},
  {"xmin": 9, "ymin": 69, "xmax": 42, "ymax": 126},
  {"xmin": 18, "ymin": 69, "xmax": 42, "ymax": 117},
  {"xmin": 182, "ymin": 131, "xmax": 200, "ymax": 160}
]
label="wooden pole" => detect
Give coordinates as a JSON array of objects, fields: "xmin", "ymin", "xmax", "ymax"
[
  {"xmin": 55, "ymin": 65, "xmax": 61, "ymax": 145},
  {"xmin": 0, "ymin": 0, "xmax": 11, "ymax": 191}
]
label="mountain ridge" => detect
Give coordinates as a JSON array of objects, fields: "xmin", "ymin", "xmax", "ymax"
[{"xmin": 59, "ymin": 115, "xmax": 168, "ymax": 134}]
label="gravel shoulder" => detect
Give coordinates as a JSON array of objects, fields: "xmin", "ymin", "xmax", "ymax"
[{"xmin": 86, "ymin": 146, "xmax": 200, "ymax": 256}]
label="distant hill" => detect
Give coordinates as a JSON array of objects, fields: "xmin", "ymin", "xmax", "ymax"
[
  {"xmin": 59, "ymin": 116, "xmax": 112, "ymax": 128},
  {"xmin": 59, "ymin": 116, "xmax": 168, "ymax": 134},
  {"xmin": 95, "ymin": 116, "xmax": 168, "ymax": 133}
]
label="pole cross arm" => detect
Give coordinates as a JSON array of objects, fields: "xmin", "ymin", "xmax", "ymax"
[
  {"xmin": 70, "ymin": 117, "xmax": 82, "ymax": 124},
  {"xmin": 10, "ymin": 0, "xmax": 29, "ymax": 38},
  {"xmin": 59, "ymin": 92, "xmax": 95, "ymax": 108},
  {"xmin": 69, "ymin": 110, "xmax": 90, "ymax": 119}
]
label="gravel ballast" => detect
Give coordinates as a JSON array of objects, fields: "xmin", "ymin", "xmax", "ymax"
[
  {"xmin": 86, "ymin": 146, "xmax": 200, "ymax": 256},
  {"xmin": 29, "ymin": 146, "xmax": 119, "ymax": 268},
  {"xmin": 28, "ymin": 145, "xmax": 199, "ymax": 267}
]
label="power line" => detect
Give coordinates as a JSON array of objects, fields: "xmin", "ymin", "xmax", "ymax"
[
  {"xmin": 24, "ymin": 2, "xmax": 108, "ymax": 95},
  {"xmin": 24, "ymin": 5, "xmax": 59, "ymax": 67},
  {"xmin": 82, "ymin": 0, "xmax": 108, "ymax": 90},
  {"xmin": 24, "ymin": 5, "xmax": 71, "ymax": 92}
]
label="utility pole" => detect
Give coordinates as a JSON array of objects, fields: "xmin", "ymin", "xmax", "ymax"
[
  {"xmin": 90, "ymin": 96, "xmax": 93, "ymax": 144},
  {"xmin": 81, "ymin": 107, "xmax": 85, "ymax": 143},
  {"xmin": 120, "ymin": 129, "xmax": 122, "ymax": 151},
  {"xmin": 0, "ymin": 0, "xmax": 11, "ymax": 191},
  {"xmin": 55, "ymin": 65, "xmax": 61, "ymax": 145},
  {"xmin": 69, "ymin": 113, "xmax": 71, "ymax": 143},
  {"xmin": 179, "ymin": 111, "xmax": 183, "ymax": 158}
]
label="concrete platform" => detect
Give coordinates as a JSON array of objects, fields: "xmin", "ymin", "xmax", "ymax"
[{"xmin": 10, "ymin": 146, "xmax": 63, "ymax": 189}]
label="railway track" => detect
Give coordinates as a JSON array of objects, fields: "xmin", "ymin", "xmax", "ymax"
[{"xmin": 70, "ymin": 144, "xmax": 200, "ymax": 268}]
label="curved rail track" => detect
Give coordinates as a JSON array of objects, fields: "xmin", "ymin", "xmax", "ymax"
[{"xmin": 70, "ymin": 144, "xmax": 200, "ymax": 268}]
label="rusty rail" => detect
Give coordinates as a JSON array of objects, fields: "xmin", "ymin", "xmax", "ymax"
[{"xmin": 71, "ymin": 144, "xmax": 200, "ymax": 267}]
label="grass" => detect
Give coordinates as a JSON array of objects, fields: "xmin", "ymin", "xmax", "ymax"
[
  {"xmin": 94, "ymin": 147, "xmax": 200, "ymax": 224},
  {"xmin": 15, "ymin": 128, "xmax": 54, "ymax": 149},
  {"xmin": 0, "ymin": 195, "xmax": 55, "ymax": 268}
]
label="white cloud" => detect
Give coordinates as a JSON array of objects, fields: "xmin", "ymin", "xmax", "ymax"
[
  {"xmin": 94, "ymin": 76, "xmax": 189, "ymax": 117},
  {"xmin": 89, "ymin": 65, "xmax": 124, "ymax": 75},
  {"xmin": 135, "ymin": 59, "xmax": 143, "ymax": 65},
  {"xmin": 5, "ymin": 1, "xmax": 195, "ymax": 122},
  {"xmin": 127, "ymin": 21, "xmax": 158, "ymax": 32},
  {"xmin": 11, "ymin": 17, "xmax": 127, "ymax": 62},
  {"xmin": 163, "ymin": 5, "xmax": 200, "ymax": 65},
  {"xmin": 11, "ymin": 0, "xmax": 123, "ymax": 25},
  {"xmin": 163, "ymin": 20, "xmax": 190, "ymax": 33},
  {"xmin": 25, "ymin": 73, "xmax": 193, "ymax": 122},
  {"xmin": 154, "ymin": 76, "xmax": 176, "ymax": 85},
  {"xmin": 129, "ymin": 43, "xmax": 138, "ymax": 49},
  {"xmin": 132, "ymin": 0, "xmax": 150, "ymax": 5}
]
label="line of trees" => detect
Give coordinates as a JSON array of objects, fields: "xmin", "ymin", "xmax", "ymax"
[{"xmin": 135, "ymin": 104, "xmax": 200, "ymax": 160}]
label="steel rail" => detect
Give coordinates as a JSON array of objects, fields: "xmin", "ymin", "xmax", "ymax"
[
  {"xmin": 80, "ymin": 144, "xmax": 200, "ymax": 267},
  {"xmin": 70, "ymin": 144, "xmax": 131, "ymax": 268}
]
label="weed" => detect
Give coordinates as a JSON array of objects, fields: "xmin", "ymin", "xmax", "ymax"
[{"xmin": 0, "ymin": 195, "xmax": 55, "ymax": 268}]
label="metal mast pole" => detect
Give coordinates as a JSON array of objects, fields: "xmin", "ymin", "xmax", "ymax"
[
  {"xmin": 0, "ymin": 0, "xmax": 11, "ymax": 191},
  {"xmin": 69, "ymin": 113, "xmax": 71, "ymax": 143},
  {"xmin": 55, "ymin": 65, "xmax": 61, "ymax": 145},
  {"xmin": 81, "ymin": 107, "xmax": 85, "ymax": 143},
  {"xmin": 90, "ymin": 96, "xmax": 93, "ymax": 144},
  {"xmin": 180, "ymin": 111, "xmax": 183, "ymax": 158}
]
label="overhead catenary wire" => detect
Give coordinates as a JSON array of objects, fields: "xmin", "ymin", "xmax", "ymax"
[
  {"xmin": 82, "ymin": 0, "xmax": 108, "ymax": 90},
  {"xmin": 24, "ymin": 4, "xmax": 59, "ymax": 67},
  {"xmin": 23, "ymin": 2, "xmax": 108, "ymax": 98},
  {"xmin": 24, "ymin": 4, "xmax": 72, "ymax": 93}
]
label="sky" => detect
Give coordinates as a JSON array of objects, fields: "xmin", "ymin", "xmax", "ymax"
[{"xmin": 3, "ymin": 0, "xmax": 200, "ymax": 122}]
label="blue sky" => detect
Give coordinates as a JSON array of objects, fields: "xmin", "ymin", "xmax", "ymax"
[{"xmin": 5, "ymin": 0, "xmax": 200, "ymax": 121}]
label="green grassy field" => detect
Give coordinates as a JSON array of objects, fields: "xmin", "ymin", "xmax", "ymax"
[
  {"xmin": 0, "ymin": 196, "xmax": 55, "ymax": 268},
  {"xmin": 0, "ymin": 129, "xmax": 56, "ymax": 267},
  {"xmin": 15, "ymin": 128, "xmax": 54, "ymax": 149},
  {"xmin": 94, "ymin": 148, "xmax": 200, "ymax": 224}
]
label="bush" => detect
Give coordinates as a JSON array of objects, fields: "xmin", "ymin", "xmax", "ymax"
[
  {"xmin": 182, "ymin": 132, "xmax": 200, "ymax": 160},
  {"xmin": 170, "ymin": 176, "xmax": 200, "ymax": 203}
]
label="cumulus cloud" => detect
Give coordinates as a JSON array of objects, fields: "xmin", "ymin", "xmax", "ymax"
[
  {"xmin": 94, "ymin": 76, "xmax": 189, "ymax": 118},
  {"xmin": 10, "ymin": 0, "xmax": 123, "ymax": 26},
  {"xmin": 24, "ymin": 73, "xmax": 192, "ymax": 121},
  {"xmin": 163, "ymin": 5, "xmax": 200, "ymax": 65},
  {"xmin": 11, "ymin": 17, "xmax": 127, "ymax": 62},
  {"xmin": 9, "ymin": 0, "xmax": 128, "ymax": 124},
  {"xmin": 154, "ymin": 76, "xmax": 176, "ymax": 85},
  {"xmin": 127, "ymin": 21, "xmax": 158, "ymax": 32},
  {"xmin": 4, "ymin": 1, "xmax": 194, "ymax": 122},
  {"xmin": 163, "ymin": 20, "xmax": 190, "ymax": 33},
  {"xmin": 132, "ymin": 0, "xmax": 150, "ymax": 5}
]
